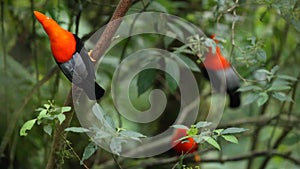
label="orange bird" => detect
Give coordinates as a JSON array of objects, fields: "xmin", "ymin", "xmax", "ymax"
[
  {"xmin": 34, "ymin": 11, "xmax": 104, "ymax": 100},
  {"xmin": 201, "ymin": 35, "xmax": 241, "ymax": 108},
  {"xmin": 171, "ymin": 128, "xmax": 198, "ymax": 154}
]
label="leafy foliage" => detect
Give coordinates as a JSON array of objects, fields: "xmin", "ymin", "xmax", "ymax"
[
  {"xmin": 20, "ymin": 100, "xmax": 71, "ymax": 136},
  {"xmin": 172, "ymin": 123, "xmax": 247, "ymax": 151}
]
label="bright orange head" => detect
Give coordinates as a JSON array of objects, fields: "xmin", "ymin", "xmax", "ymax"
[
  {"xmin": 203, "ymin": 35, "xmax": 231, "ymax": 70},
  {"xmin": 34, "ymin": 11, "xmax": 76, "ymax": 63}
]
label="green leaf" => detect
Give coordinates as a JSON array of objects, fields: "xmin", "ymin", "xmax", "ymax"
[
  {"xmin": 165, "ymin": 58, "xmax": 180, "ymax": 93},
  {"xmin": 37, "ymin": 109, "xmax": 48, "ymax": 120},
  {"xmin": 44, "ymin": 103, "xmax": 51, "ymax": 110},
  {"xmin": 256, "ymin": 69, "xmax": 272, "ymax": 75},
  {"xmin": 61, "ymin": 106, "xmax": 71, "ymax": 113},
  {"xmin": 65, "ymin": 127, "xmax": 90, "ymax": 133},
  {"xmin": 277, "ymin": 75, "xmax": 298, "ymax": 82},
  {"xmin": 204, "ymin": 136, "xmax": 221, "ymax": 150},
  {"xmin": 213, "ymin": 129, "xmax": 224, "ymax": 135},
  {"xmin": 267, "ymin": 85, "xmax": 291, "ymax": 91},
  {"xmin": 171, "ymin": 124, "xmax": 189, "ymax": 130},
  {"xmin": 256, "ymin": 49, "xmax": 267, "ymax": 62},
  {"xmin": 149, "ymin": 1, "xmax": 168, "ymax": 13},
  {"xmin": 110, "ymin": 137, "xmax": 127, "ymax": 155},
  {"xmin": 187, "ymin": 127, "xmax": 198, "ymax": 136},
  {"xmin": 20, "ymin": 119, "xmax": 37, "ymax": 136},
  {"xmin": 272, "ymin": 92, "xmax": 293, "ymax": 102},
  {"xmin": 270, "ymin": 65, "xmax": 280, "ymax": 74},
  {"xmin": 81, "ymin": 142, "xmax": 98, "ymax": 164},
  {"xmin": 57, "ymin": 113, "xmax": 66, "ymax": 125},
  {"xmin": 221, "ymin": 127, "xmax": 248, "ymax": 135},
  {"xmin": 244, "ymin": 93, "xmax": 260, "ymax": 105},
  {"xmin": 221, "ymin": 135, "xmax": 239, "ymax": 144},
  {"xmin": 43, "ymin": 124, "xmax": 52, "ymax": 136},
  {"xmin": 195, "ymin": 121, "xmax": 212, "ymax": 128},
  {"xmin": 167, "ymin": 22, "xmax": 184, "ymax": 40},
  {"xmin": 237, "ymin": 85, "xmax": 263, "ymax": 92},
  {"xmin": 176, "ymin": 54, "xmax": 200, "ymax": 72},
  {"xmin": 257, "ymin": 92, "xmax": 269, "ymax": 106},
  {"xmin": 137, "ymin": 69, "xmax": 156, "ymax": 96}
]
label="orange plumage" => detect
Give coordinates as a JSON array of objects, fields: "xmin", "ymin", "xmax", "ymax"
[
  {"xmin": 203, "ymin": 35, "xmax": 231, "ymax": 70},
  {"xmin": 171, "ymin": 128, "xmax": 198, "ymax": 154},
  {"xmin": 34, "ymin": 11, "xmax": 76, "ymax": 63}
]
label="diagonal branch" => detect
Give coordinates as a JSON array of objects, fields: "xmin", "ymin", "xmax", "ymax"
[{"xmin": 91, "ymin": 0, "xmax": 132, "ymax": 61}]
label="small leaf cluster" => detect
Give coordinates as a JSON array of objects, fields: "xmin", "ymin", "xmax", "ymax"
[
  {"xmin": 238, "ymin": 65, "xmax": 297, "ymax": 106},
  {"xmin": 64, "ymin": 104, "xmax": 146, "ymax": 164},
  {"xmin": 172, "ymin": 122, "xmax": 247, "ymax": 150},
  {"xmin": 20, "ymin": 100, "xmax": 71, "ymax": 136}
]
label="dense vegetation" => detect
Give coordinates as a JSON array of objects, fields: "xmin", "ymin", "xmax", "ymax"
[{"xmin": 1, "ymin": 0, "xmax": 300, "ymax": 169}]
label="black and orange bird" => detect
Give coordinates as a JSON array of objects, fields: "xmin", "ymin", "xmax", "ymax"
[{"xmin": 34, "ymin": 11, "xmax": 105, "ymax": 100}]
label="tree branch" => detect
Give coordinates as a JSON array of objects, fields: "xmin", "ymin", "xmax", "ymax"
[
  {"xmin": 91, "ymin": 0, "xmax": 132, "ymax": 61},
  {"xmin": 130, "ymin": 150, "xmax": 300, "ymax": 168}
]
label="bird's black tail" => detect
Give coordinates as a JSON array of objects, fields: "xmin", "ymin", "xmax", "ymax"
[
  {"xmin": 228, "ymin": 90, "xmax": 241, "ymax": 108},
  {"xmin": 81, "ymin": 82, "xmax": 105, "ymax": 100}
]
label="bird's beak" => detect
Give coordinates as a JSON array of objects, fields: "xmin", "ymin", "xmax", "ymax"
[{"xmin": 34, "ymin": 11, "xmax": 49, "ymax": 25}]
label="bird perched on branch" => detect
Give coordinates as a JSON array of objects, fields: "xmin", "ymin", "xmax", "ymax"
[
  {"xmin": 200, "ymin": 35, "xmax": 241, "ymax": 108},
  {"xmin": 34, "ymin": 11, "xmax": 105, "ymax": 100}
]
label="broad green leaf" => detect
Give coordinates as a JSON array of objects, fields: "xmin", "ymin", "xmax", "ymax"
[
  {"xmin": 214, "ymin": 129, "xmax": 224, "ymax": 135},
  {"xmin": 43, "ymin": 124, "xmax": 52, "ymax": 136},
  {"xmin": 165, "ymin": 73, "xmax": 178, "ymax": 94},
  {"xmin": 171, "ymin": 124, "xmax": 189, "ymax": 130},
  {"xmin": 167, "ymin": 22, "xmax": 184, "ymax": 40},
  {"xmin": 237, "ymin": 85, "xmax": 263, "ymax": 92},
  {"xmin": 137, "ymin": 69, "xmax": 156, "ymax": 96},
  {"xmin": 149, "ymin": 1, "xmax": 168, "ymax": 13},
  {"xmin": 104, "ymin": 115, "xmax": 116, "ymax": 130},
  {"xmin": 110, "ymin": 137, "xmax": 127, "ymax": 155},
  {"xmin": 57, "ymin": 113, "xmax": 66, "ymax": 125},
  {"xmin": 44, "ymin": 103, "xmax": 51, "ymax": 110},
  {"xmin": 65, "ymin": 127, "xmax": 90, "ymax": 133},
  {"xmin": 221, "ymin": 127, "xmax": 248, "ymax": 135},
  {"xmin": 187, "ymin": 127, "xmax": 198, "ymax": 136},
  {"xmin": 176, "ymin": 54, "xmax": 200, "ymax": 72},
  {"xmin": 165, "ymin": 58, "xmax": 180, "ymax": 93},
  {"xmin": 257, "ymin": 92, "xmax": 269, "ymax": 106},
  {"xmin": 20, "ymin": 119, "xmax": 37, "ymax": 136},
  {"xmin": 270, "ymin": 65, "xmax": 280, "ymax": 74},
  {"xmin": 61, "ymin": 106, "xmax": 71, "ymax": 113},
  {"xmin": 256, "ymin": 49, "xmax": 267, "ymax": 62},
  {"xmin": 37, "ymin": 109, "xmax": 48, "ymax": 120},
  {"xmin": 244, "ymin": 93, "xmax": 260, "ymax": 105},
  {"xmin": 256, "ymin": 69, "xmax": 272, "ymax": 75},
  {"xmin": 204, "ymin": 136, "xmax": 221, "ymax": 150},
  {"xmin": 195, "ymin": 121, "xmax": 212, "ymax": 128},
  {"xmin": 81, "ymin": 142, "xmax": 98, "ymax": 164},
  {"xmin": 272, "ymin": 92, "xmax": 293, "ymax": 102},
  {"xmin": 277, "ymin": 75, "xmax": 298, "ymax": 82},
  {"xmin": 221, "ymin": 135, "xmax": 239, "ymax": 144},
  {"xmin": 267, "ymin": 85, "xmax": 291, "ymax": 91}
]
